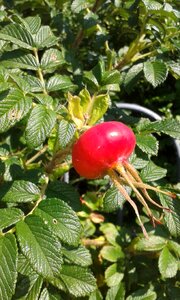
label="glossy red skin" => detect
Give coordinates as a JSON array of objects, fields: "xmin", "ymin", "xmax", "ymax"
[{"xmin": 72, "ymin": 121, "xmax": 136, "ymax": 179}]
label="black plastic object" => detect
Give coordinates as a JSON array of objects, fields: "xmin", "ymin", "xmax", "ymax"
[{"xmin": 115, "ymin": 102, "xmax": 180, "ymax": 182}]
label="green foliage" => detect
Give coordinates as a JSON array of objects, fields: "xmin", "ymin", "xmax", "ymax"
[{"xmin": 0, "ymin": 0, "xmax": 179, "ymax": 299}]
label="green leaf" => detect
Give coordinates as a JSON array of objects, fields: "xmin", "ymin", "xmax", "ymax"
[
  {"xmin": 140, "ymin": 161, "xmax": 167, "ymax": 182},
  {"xmin": 84, "ymin": 71, "xmax": 99, "ymax": 91},
  {"xmin": 0, "ymin": 49, "xmax": 38, "ymax": 70},
  {"xmin": 158, "ymin": 246, "xmax": 178, "ymax": 278},
  {"xmin": 103, "ymin": 185, "xmax": 130, "ymax": 212},
  {"xmin": 10, "ymin": 74, "xmax": 31, "ymax": 93},
  {"xmin": 47, "ymin": 75, "xmax": 76, "ymax": 92},
  {"xmin": 0, "ymin": 89, "xmax": 32, "ymax": 133},
  {"xmin": 144, "ymin": 61, "xmax": 168, "ymax": 87},
  {"xmin": 130, "ymin": 152, "xmax": 149, "ymax": 170},
  {"xmin": 14, "ymin": 254, "xmax": 43, "ymax": 300},
  {"xmin": 41, "ymin": 49, "xmax": 65, "ymax": 70},
  {"xmin": 71, "ymin": 0, "xmax": 92, "ymax": 13},
  {"xmin": 24, "ymin": 16, "xmax": 41, "ymax": 34},
  {"xmin": 88, "ymin": 94, "xmax": 109, "ymax": 125},
  {"xmin": 0, "ymin": 234, "xmax": 18, "ymax": 300},
  {"xmin": 140, "ymin": 119, "xmax": 180, "ymax": 139},
  {"xmin": 136, "ymin": 133, "xmax": 159, "ymax": 155},
  {"xmin": 132, "ymin": 236, "xmax": 166, "ymax": 252},
  {"xmin": 16, "ymin": 215, "xmax": 62, "ymax": 279},
  {"xmin": 124, "ymin": 63, "xmax": 143, "ymax": 92},
  {"xmin": 100, "ymin": 223, "xmax": 120, "ymax": 246},
  {"xmin": 126, "ymin": 286, "xmax": 157, "ymax": 300},
  {"xmin": 39, "ymin": 287, "xmax": 63, "ymax": 300},
  {"xmin": 0, "ymin": 208, "xmax": 24, "ymax": 230},
  {"xmin": 100, "ymin": 245, "xmax": 124, "ymax": 262},
  {"xmin": 34, "ymin": 198, "xmax": 82, "ymax": 246},
  {"xmin": 62, "ymin": 245, "xmax": 92, "ymax": 267},
  {"xmin": 25, "ymin": 104, "xmax": 56, "ymax": 148},
  {"xmin": 57, "ymin": 119, "xmax": 76, "ymax": 149},
  {"xmin": 46, "ymin": 181, "xmax": 81, "ymax": 212},
  {"xmin": 2, "ymin": 180, "xmax": 40, "ymax": 203},
  {"xmin": 58, "ymin": 265, "xmax": 96, "ymax": 297},
  {"xmin": 167, "ymin": 240, "xmax": 180, "ymax": 257},
  {"xmin": 105, "ymin": 263, "xmax": 124, "ymax": 287},
  {"xmin": 89, "ymin": 289, "xmax": 103, "ymax": 300},
  {"xmin": 106, "ymin": 283, "xmax": 125, "ymax": 300},
  {"xmin": 142, "ymin": 0, "xmax": 162, "ymax": 10},
  {"xmin": 159, "ymin": 194, "xmax": 180, "ymax": 238},
  {"xmin": 34, "ymin": 26, "xmax": 58, "ymax": 49},
  {"xmin": 0, "ymin": 23, "xmax": 34, "ymax": 50},
  {"xmin": 26, "ymin": 75, "xmax": 43, "ymax": 92},
  {"xmin": 101, "ymin": 70, "xmax": 121, "ymax": 91}
]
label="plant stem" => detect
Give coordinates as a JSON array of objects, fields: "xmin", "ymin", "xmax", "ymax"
[
  {"xmin": 45, "ymin": 144, "xmax": 72, "ymax": 174},
  {"xmin": 26, "ymin": 145, "xmax": 48, "ymax": 165},
  {"xmin": 33, "ymin": 48, "xmax": 48, "ymax": 95}
]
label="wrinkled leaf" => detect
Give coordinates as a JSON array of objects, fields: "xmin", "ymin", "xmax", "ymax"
[
  {"xmin": 136, "ymin": 133, "xmax": 159, "ymax": 155},
  {"xmin": 16, "ymin": 215, "xmax": 62, "ymax": 279},
  {"xmin": 2, "ymin": 180, "xmax": 40, "ymax": 203},
  {"xmin": 144, "ymin": 61, "xmax": 168, "ymax": 87},
  {"xmin": 34, "ymin": 198, "xmax": 82, "ymax": 246},
  {"xmin": 0, "ymin": 234, "xmax": 18, "ymax": 300},
  {"xmin": 58, "ymin": 265, "xmax": 96, "ymax": 297},
  {"xmin": 25, "ymin": 104, "xmax": 56, "ymax": 148},
  {"xmin": 0, "ymin": 208, "xmax": 24, "ymax": 230}
]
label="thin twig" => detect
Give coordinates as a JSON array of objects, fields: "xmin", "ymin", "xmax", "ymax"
[{"xmin": 26, "ymin": 145, "xmax": 48, "ymax": 165}]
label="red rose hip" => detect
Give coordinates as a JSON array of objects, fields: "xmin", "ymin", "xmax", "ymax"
[
  {"xmin": 72, "ymin": 121, "xmax": 174, "ymax": 238},
  {"xmin": 72, "ymin": 121, "xmax": 136, "ymax": 179}
]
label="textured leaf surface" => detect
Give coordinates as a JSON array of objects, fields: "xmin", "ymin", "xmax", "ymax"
[
  {"xmin": 140, "ymin": 119, "xmax": 180, "ymax": 139},
  {"xmin": 25, "ymin": 104, "xmax": 56, "ymax": 148},
  {"xmin": 16, "ymin": 215, "xmax": 62, "ymax": 279},
  {"xmin": 144, "ymin": 61, "xmax": 168, "ymax": 87},
  {"xmin": 34, "ymin": 26, "xmax": 58, "ymax": 49},
  {"xmin": 126, "ymin": 286, "xmax": 157, "ymax": 300},
  {"xmin": 71, "ymin": 0, "xmax": 91, "ymax": 13},
  {"xmin": 3, "ymin": 180, "xmax": 40, "ymax": 203},
  {"xmin": 62, "ymin": 245, "xmax": 92, "ymax": 266},
  {"xmin": 39, "ymin": 287, "xmax": 63, "ymax": 300},
  {"xmin": 0, "ymin": 23, "xmax": 34, "ymax": 49},
  {"xmin": 47, "ymin": 75, "xmax": 76, "ymax": 92},
  {"xmin": 0, "ymin": 49, "xmax": 38, "ymax": 70},
  {"xmin": 0, "ymin": 234, "xmax": 18, "ymax": 300},
  {"xmin": 136, "ymin": 134, "xmax": 159, "ymax": 155},
  {"xmin": 0, "ymin": 208, "xmax": 24, "ymax": 230},
  {"xmin": 159, "ymin": 194, "xmax": 180, "ymax": 237},
  {"xmin": 14, "ymin": 254, "xmax": 43, "ymax": 300},
  {"xmin": 35, "ymin": 198, "xmax": 82, "ymax": 246},
  {"xmin": 41, "ymin": 48, "xmax": 65, "ymax": 69},
  {"xmin": 26, "ymin": 75, "xmax": 43, "ymax": 92},
  {"xmin": 140, "ymin": 161, "xmax": 167, "ymax": 182},
  {"xmin": 0, "ymin": 89, "xmax": 32, "ymax": 133},
  {"xmin": 57, "ymin": 119, "xmax": 76, "ymax": 149},
  {"xmin": 158, "ymin": 246, "xmax": 178, "ymax": 278},
  {"xmin": 24, "ymin": 16, "xmax": 41, "ymax": 34},
  {"xmin": 142, "ymin": 0, "xmax": 162, "ymax": 10},
  {"xmin": 103, "ymin": 185, "xmax": 130, "ymax": 212},
  {"xmin": 59, "ymin": 265, "xmax": 96, "ymax": 297}
]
